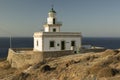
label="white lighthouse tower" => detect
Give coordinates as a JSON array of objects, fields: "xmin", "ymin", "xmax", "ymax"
[
  {"xmin": 44, "ymin": 7, "xmax": 62, "ymax": 32},
  {"xmin": 33, "ymin": 7, "xmax": 82, "ymax": 55}
]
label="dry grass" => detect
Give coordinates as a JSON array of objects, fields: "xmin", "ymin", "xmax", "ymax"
[
  {"xmin": 89, "ymin": 64, "xmax": 103, "ymax": 75},
  {"xmin": 97, "ymin": 67, "xmax": 114, "ymax": 78},
  {"xmin": 1, "ymin": 49, "xmax": 120, "ymax": 80},
  {"xmin": 101, "ymin": 49, "xmax": 119, "ymax": 57},
  {"xmin": 0, "ymin": 60, "xmax": 11, "ymax": 69}
]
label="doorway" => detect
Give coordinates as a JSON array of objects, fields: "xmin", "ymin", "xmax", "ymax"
[{"xmin": 61, "ymin": 41, "xmax": 65, "ymax": 50}]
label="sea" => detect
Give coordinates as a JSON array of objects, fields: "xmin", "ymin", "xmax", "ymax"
[{"xmin": 0, "ymin": 37, "xmax": 120, "ymax": 58}]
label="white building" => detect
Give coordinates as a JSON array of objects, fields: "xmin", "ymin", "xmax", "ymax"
[{"xmin": 33, "ymin": 7, "xmax": 82, "ymax": 53}]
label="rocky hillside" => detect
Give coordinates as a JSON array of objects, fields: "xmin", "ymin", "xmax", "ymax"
[{"xmin": 1, "ymin": 49, "xmax": 120, "ymax": 80}]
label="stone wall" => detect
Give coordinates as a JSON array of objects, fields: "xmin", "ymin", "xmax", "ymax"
[
  {"xmin": 7, "ymin": 48, "xmax": 74, "ymax": 68},
  {"xmin": 7, "ymin": 48, "xmax": 43, "ymax": 68},
  {"xmin": 80, "ymin": 49, "xmax": 106, "ymax": 53},
  {"xmin": 43, "ymin": 50, "xmax": 74, "ymax": 58}
]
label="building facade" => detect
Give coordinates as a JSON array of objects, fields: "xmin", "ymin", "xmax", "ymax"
[{"xmin": 33, "ymin": 7, "xmax": 82, "ymax": 53}]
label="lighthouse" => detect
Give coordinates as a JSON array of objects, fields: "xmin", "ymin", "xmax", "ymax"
[
  {"xmin": 7, "ymin": 7, "xmax": 82, "ymax": 69},
  {"xmin": 33, "ymin": 7, "xmax": 82, "ymax": 55}
]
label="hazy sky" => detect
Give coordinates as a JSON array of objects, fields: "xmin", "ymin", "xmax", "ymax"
[{"xmin": 0, "ymin": 0, "xmax": 120, "ymax": 37}]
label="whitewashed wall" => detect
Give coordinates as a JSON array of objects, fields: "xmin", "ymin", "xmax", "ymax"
[
  {"xmin": 34, "ymin": 37, "xmax": 43, "ymax": 51},
  {"xmin": 44, "ymin": 26, "xmax": 49, "ymax": 32},
  {"xmin": 44, "ymin": 26, "xmax": 60, "ymax": 32},
  {"xmin": 43, "ymin": 37, "xmax": 81, "ymax": 51},
  {"xmin": 47, "ymin": 17, "xmax": 55, "ymax": 24},
  {"xmin": 49, "ymin": 26, "xmax": 60, "ymax": 32}
]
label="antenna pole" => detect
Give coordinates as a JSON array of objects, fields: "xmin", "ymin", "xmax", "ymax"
[{"xmin": 10, "ymin": 36, "xmax": 12, "ymax": 48}]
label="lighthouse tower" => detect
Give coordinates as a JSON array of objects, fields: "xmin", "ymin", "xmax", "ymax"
[{"xmin": 44, "ymin": 7, "xmax": 62, "ymax": 32}]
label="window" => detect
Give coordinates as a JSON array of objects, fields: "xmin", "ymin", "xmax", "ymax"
[
  {"xmin": 53, "ymin": 18, "xmax": 55, "ymax": 24},
  {"xmin": 53, "ymin": 28, "xmax": 56, "ymax": 32},
  {"xmin": 36, "ymin": 40, "xmax": 39, "ymax": 46},
  {"xmin": 57, "ymin": 44, "xmax": 59, "ymax": 46},
  {"xmin": 50, "ymin": 41, "xmax": 55, "ymax": 47},
  {"xmin": 71, "ymin": 41, "xmax": 75, "ymax": 46}
]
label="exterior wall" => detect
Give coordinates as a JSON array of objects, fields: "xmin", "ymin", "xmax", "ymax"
[
  {"xmin": 44, "ymin": 25, "xmax": 60, "ymax": 32},
  {"xmin": 49, "ymin": 26, "xmax": 60, "ymax": 32},
  {"xmin": 34, "ymin": 37, "xmax": 43, "ymax": 51},
  {"xmin": 7, "ymin": 48, "xmax": 43, "ymax": 68},
  {"xmin": 44, "ymin": 26, "xmax": 49, "ymax": 32},
  {"xmin": 7, "ymin": 48, "xmax": 74, "ymax": 68},
  {"xmin": 47, "ymin": 17, "xmax": 55, "ymax": 24},
  {"xmin": 43, "ymin": 37, "xmax": 81, "ymax": 51},
  {"xmin": 33, "ymin": 32, "xmax": 82, "ymax": 52},
  {"xmin": 43, "ymin": 50, "xmax": 74, "ymax": 58},
  {"xmin": 80, "ymin": 48, "xmax": 106, "ymax": 53}
]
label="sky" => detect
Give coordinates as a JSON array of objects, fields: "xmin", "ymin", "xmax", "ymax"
[{"xmin": 0, "ymin": 0, "xmax": 120, "ymax": 37}]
